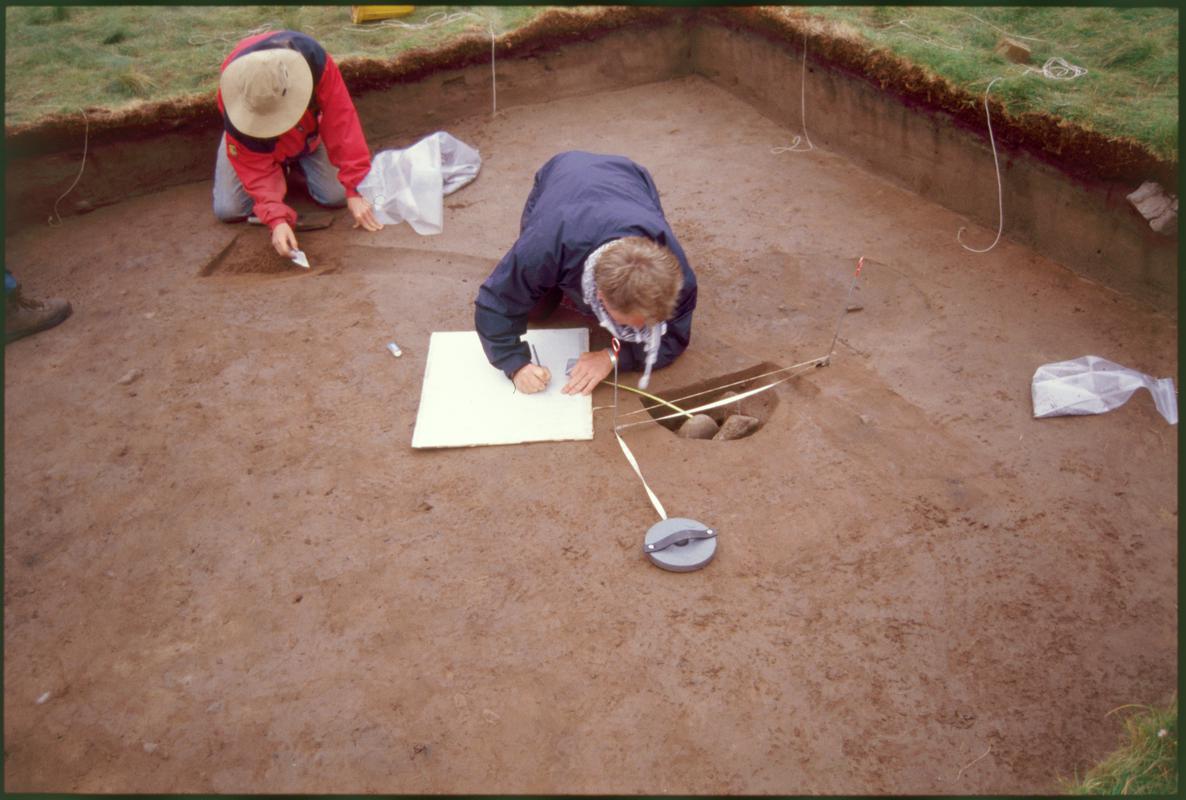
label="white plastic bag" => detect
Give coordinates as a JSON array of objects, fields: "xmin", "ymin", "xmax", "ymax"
[
  {"xmin": 1031, "ymin": 355, "xmax": 1178, "ymax": 425},
  {"xmin": 357, "ymin": 131, "xmax": 481, "ymax": 235}
]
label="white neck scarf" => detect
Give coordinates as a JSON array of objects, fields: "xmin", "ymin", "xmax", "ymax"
[{"xmin": 581, "ymin": 240, "xmax": 666, "ymax": 390}]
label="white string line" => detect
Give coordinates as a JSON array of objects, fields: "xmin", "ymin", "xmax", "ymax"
[
  {"xmin": 611, "ymin": 258, "xmax": 862, "ymax": 422},
  {"xmin": 345, "ymin": 10, "xmax": 499, "ymax": 117},
  {"xmin": 48, "ymin": 109, "xmax": 89, "ymax": 227},
  {"xmin": 610, "ymin": 357, "xmax": 818, "ymax": 518},
  {"xmin": 607, "ymin": 257, "xmax": 864, "ymax": 513},
  {"xmin": 1023, "ymin": 56, "xmax": 1088, "ymax": 80},
  {"xmin": 771, "ymin": 31, "xmax": 814, "ymax": 153},
  {"xmin": 490, "ymin": 23, "xmax": 497, "ymax": 116},
  {"xmin": 950, "ymin": 9, "xmax": 1060, "ymax": 45},
  {"xmin": 191, "ymin": 13, "xmax": 500, "ymax": 115},
  {"xmin": 610, "ymin": 336, "xmax": 667, "ymax": 521},
  {"xmin": 188, "ymin": 21, "xmax": 281, "ymax": 47},
  {"xmin": 957, "ymin": 77, "xmax": 1005, "ymax": 253},
  {"xmin": 953, "ymin": 744, "xmax": 991, "ymax": 782},
  {"xmin": 889, "ymin": 20, "xmax": 963, "ymax": 52},
  {"xmin": 343, "ymin": 9, "xmax": 485, "ymax": 33},
  {"xmin": 615, "ymin": 375, "xmax": 797, "ymax": 431},
  {"xmin": 610, "ymin": 356, "xmax": 829, "ymax": 419},
  {"xmin": 828, "ymin": 256, "xmax": 865, "ymax": 356}
]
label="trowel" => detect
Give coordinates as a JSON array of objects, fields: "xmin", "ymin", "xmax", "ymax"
[
  {"xmin": 248, "ymin": 211, "xmax": 336, "ymax": 231},
  {"xmin": 290, "ymin": 249, "xmax": 310, "ymax": 269}
]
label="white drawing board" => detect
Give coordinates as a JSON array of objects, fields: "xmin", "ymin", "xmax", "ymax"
[{"xmin": 411, "ymin": 328, "xmax": 593, "ymax": 449}]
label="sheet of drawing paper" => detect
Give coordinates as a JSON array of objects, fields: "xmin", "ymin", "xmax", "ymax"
[{"xmin": 411, "ymin": 328, "xmax": 593, "ymax": 448}]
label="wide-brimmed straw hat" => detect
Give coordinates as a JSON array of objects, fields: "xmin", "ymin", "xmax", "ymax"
[{"xmin": 220, "ymin": 48, "xmax": 313, "ymax": 139}]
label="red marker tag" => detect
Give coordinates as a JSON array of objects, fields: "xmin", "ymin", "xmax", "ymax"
[
  {"xmin": 611, "ymin": 337, "xmax": 621, "ymax": 355},
  {"xmin": 855, "ymin": 256, "xmax": 865, "ymax": 277}
]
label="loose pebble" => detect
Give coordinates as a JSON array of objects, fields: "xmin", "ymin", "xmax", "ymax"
[
  {"xmin": 143, "ymin": 742, "xmax": 157, "ymax": 753},
  {"xmin": 35, "ymin": 691, "xmax": 51, "ymax": 704},
  {"xmin": 859, "ymin": 414, "xmax": 873, "ymax": 425},
  {"xmin": 117, "ymin": 368, "xmax": 143, "ymax": 386}
]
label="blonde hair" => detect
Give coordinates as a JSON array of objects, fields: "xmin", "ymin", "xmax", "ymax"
[{"xmin": 594, "ymin": 237, "xmax": 683, "ymax": 322}]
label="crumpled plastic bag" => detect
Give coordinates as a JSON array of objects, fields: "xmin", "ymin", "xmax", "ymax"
[
  {"xmin": 1031, "ymin": 355, "xmax": 1178, "ymax": 425},
  {"xmin": 357, "ymin": 131, "xmax": 481, "ymax": 235}
]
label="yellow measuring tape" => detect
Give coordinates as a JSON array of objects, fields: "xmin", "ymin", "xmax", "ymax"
[
  {"xmin": 607, "ymin": 256, "xmax": 866, "ymax": 522},
  {"xmin": 610, "ymin": 362, "xmax": 821, "ymax": 521},
  {"xmin": 614, "ymin": 432, "xmax": 668, "ymax": 520}
]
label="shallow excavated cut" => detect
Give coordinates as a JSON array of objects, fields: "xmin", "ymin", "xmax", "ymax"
[{"xmin": 644, "ymin": 361, "xmax": 784, "ymax": 439}]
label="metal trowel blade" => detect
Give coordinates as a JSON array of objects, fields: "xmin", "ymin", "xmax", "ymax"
[
  {"xmin": 290, "ymin": 249, "xmax": 310, "ymax": 269},
  {"xmin": 249, "ymin": 213, "xmax": 334, "ymax": 232}
]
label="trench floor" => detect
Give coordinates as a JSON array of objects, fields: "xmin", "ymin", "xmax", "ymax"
[{"xmin": 3, "ymin": 75, "xmax": 1178, "ymax": 793}]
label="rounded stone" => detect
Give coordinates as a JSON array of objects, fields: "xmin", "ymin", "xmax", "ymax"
[
  {"xmin": 713, "ymin": 414, "xmax": 760, "ymax": 440},
  {"xmin": 677, "ymin": 413, "xmax": 719, "ymax": 440}
]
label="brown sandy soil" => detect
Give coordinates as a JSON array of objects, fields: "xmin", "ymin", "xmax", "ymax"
[{"xmin": 3, "ymin": 76, "xmax": 1177, "ymax": 793}]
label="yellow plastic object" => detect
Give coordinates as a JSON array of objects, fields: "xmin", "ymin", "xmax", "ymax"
[{"xmin": 351, "ymin": 6, "xmax": 416, "ymax": 24}]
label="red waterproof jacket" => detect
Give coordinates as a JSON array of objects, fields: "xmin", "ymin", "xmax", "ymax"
[{"xmin": 217, "ymin": 31, "xmax": 371, "ymax": 229}]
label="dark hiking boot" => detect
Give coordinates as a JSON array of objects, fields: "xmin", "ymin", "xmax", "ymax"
[{"xmin": 5, "ymin": 286, "xmax": 72, "ymax": 344}]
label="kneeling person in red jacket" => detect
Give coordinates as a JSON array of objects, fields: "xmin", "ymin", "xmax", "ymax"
[{"xmin": 213, "ymin": 30, "xmax": 382, "ymax": 258}]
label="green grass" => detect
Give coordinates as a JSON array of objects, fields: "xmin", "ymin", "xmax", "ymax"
[
  {"xmin": 4, "ymin": 5, "xmax": 561, "ymax": 125},
  {"xmin": 798, "ymin": 6, "xmax": 1178, "ymax": 160},
  {"xmin": 4, "ymin": 6, "xmax": 1179, "ymax": 161},
  {"xmin": 1063, "ymin": 696, "xmax": 1178, "ymax": 795}
]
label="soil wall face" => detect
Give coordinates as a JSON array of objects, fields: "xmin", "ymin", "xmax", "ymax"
[
  {"xmin": 3, "ymin": 22, "xmax": 694, "ymax": 236},
  {"xmin": 4, "ymin": 15, "xmax": 1175, "ymax": 314},
  {"xmin": 689, "ymin": 23, "xmax": 1177, "ymax": 315},
  {"xmin": 351, "ymin": 22, "xmax": 694, "ymax": 150}
]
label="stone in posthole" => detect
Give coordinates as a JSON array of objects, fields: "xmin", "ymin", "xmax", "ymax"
[
  {"xmin": 677, "ymin": 413, "xmax": 719, "ymax": 440},
  {"xmin": 713, "ymin": 414, "xmax": 760, "ymax": 441}
]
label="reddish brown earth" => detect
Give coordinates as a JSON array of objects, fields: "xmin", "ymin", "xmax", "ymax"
[{"xmin": 3, "ymin": 61, "xmax": 1178, "ymax": 798}]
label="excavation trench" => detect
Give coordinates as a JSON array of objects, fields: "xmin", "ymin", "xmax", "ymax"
[
  {"xmin": 3, "ymin": 7, "xmax": 1177, "ymax": 796},
  {"xmin": 5, "ymin": 8, "xmax": 1176, "ymax": 312}
]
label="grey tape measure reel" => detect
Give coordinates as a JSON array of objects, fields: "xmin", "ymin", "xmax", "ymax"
[{"xmin": 643, "ymin": 517, "xmax": 717, "ymax": 572}]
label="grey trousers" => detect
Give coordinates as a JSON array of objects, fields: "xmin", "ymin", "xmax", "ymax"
[{"xmin": 212, "ymin": 132, "xmax": 348, "ymax": 221}]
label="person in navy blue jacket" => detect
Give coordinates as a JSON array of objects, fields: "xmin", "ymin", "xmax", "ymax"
[{"xmin": 475, "ymin": 151, "xmax": 698, "ymax": 395}]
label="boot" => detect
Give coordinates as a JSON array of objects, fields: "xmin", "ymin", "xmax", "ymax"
[{"xmin": 5, "ymin": 286, "xmax": 72, "ymax": 344}]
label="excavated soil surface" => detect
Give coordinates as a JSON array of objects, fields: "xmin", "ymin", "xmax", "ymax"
[{"xmin": 3, "ymin": 73, "xmax": 1178, "ymax": 793}]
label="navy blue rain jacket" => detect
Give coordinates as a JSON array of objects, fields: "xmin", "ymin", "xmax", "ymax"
[{"xmin": 474, "ymin": 151, "xmax": 698, "ymax": 378}]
